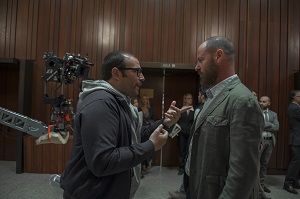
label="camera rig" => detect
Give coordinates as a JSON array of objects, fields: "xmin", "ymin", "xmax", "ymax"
[
  {"xmin": 43, "ymin": 52, "xmax": 93, "ymax": 84},
  {"xmin": 0, "ymin": 52, "xmax": 93, "ymax": 144},
  {"xmin": 41, "ymin": 52, "xmax": 93, "ymax": 144}
]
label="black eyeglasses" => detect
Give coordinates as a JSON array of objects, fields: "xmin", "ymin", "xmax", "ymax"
[{"xmin": 118, "ymin": 67, "xmax": 143, "ymax": 77}]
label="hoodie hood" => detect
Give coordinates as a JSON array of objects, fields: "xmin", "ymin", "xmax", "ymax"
[{"xmin": 79, "ymin": 80, "xmax": 131, "ymax": 104}]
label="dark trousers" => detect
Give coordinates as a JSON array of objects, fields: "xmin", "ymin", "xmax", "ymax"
[
  {"xmin": 178, "ymin": 133, "xmax": 189, "ymax": 171},
  {"xmin": 183, "ymin": 172, "xmax": 190, "ymax": 199},
  {"xmin": 260, "ymin": 138, "xmax": 273, "ymax": 183},
  {"xmin": 284, "ymin": 146, "xmax": 300, "ymax": 186}
]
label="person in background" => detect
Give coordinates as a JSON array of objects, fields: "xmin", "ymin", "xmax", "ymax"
[
  {"xmin": 131, "ymin": 96, "xmax": 140, "ymax": 108},
  {"xmin": 259, "ymin": 96, "xmax": 279, "ymax": 194},
  {"xmin": 250, "ymin": 92, "xmax": 272, "ymax": 199},
  {"xmin": 252, "ymin": 89, "xmax": 258, "ymax": 100},
  {"xmin": 60, "ymin": 51, "xmax": 191, "ymax": 199},
  {"xmin": 139, "ymin": 94, "xmax": 156, "ymax": 171},
  {"xmin": 195, "ymin": 90, "xmax": 207, "ymax": 114},
  {"xmin": 177, "ymin": 93, "xmax": 194, "ymax": 175},
  {"xmin": 169, "ymin": 90, "xmax": 207, "ymax": 199},
  {"xmin": 186, "ymin": 36, "xmax": 264, "ymax": 199},
  {"xmin": 283, "ymin": 90, "xmax": 300, "ymax": 195},
  {"xmin": 131, "ymin": 96, "xmax": 146, "ymax": 179},
  {"xmin": 140, "ymin": 94, "xmax": 156, "ymax": 126}
]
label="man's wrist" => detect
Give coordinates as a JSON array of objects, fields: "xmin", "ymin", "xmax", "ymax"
[
  {"xmin": 163, "ymin": 123, "xmax": 169, "ymax": 129},
  {"xmin": 162, "ymin": 121, "xmax": 173, "ymax": 130}
]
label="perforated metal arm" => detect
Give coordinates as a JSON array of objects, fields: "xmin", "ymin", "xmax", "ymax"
[{"xmin": 0, "ymin": 106, "xmax": 47, "ymax": 137}]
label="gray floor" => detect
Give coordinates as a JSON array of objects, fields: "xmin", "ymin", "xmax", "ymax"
[{"xmin": 0, "ymin": 161, "xmax": 298, "ymax": 199}]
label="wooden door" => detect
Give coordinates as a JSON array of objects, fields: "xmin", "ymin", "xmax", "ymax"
[
  {"xmin": 163, "ymin": 69, "xmax": 198, "ymax": 167},
  {"xmin": 0, "ymin": 65, "xmax": 19, "ymax": 160},
  {"xmin": 140, "ymin": 67, "xmax": 198, "ymax": 167},
  {"xmin": 139, "ymin": 68, "xmax": 164, "ymax": 166}
]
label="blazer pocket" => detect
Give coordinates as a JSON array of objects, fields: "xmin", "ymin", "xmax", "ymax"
[
  {"xmin": 205, "ymin": 116, "xmax": 229, "ymax": 148},
  {"xmin": 206, "ymin": 116, "xmax": 228, "ymax": 126}
]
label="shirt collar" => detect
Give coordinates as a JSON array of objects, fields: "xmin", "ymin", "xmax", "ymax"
[
  {"xmin": 263, "ymin": 108, "xmax": 269, "ymax": 113},
  {"xmin": 182, "ymin": 105, "xmax": 194, "ymax": 111},
  {"xmin": 206, "ymin": 74, "xmax": 237, "ymax": 99}
]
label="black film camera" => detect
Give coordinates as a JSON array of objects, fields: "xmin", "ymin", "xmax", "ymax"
[
  {"xmin": 42, "ymin": 52, "xmax": 94, "ymax": 133},
  {"xmin": 43, "ymin": 52, "xmax": 93, "ymax": 84}
]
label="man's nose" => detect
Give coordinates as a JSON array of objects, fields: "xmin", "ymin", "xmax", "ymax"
[
  {"xmin": 139, "ymin": 73, "xmax": 145, "ymax": 81},
  {"xmin": 195, "ymin": 64, "xmax": 200, "ymax": 71}
]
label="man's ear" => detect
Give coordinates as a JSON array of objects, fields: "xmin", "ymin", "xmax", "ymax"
[
  {"xmin": 215, "ymin": 49, "xmax": 225, "ymax": 63},
  {"xmin": 111, "ymin": 67, "xmax": 121, "ymax": 80}
]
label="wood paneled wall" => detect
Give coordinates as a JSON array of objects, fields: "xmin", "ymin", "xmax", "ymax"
[
  {"xmin": 0, "ymin": 0, "xmax": 299, "ymax": 173},
  {"xmin": 0, "ymin": 66, "xmax": 19, "ymax": 161}
]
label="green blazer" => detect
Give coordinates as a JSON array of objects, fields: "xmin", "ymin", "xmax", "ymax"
[
  {"xmin": 189, "ymin": 76, "xmax": 264, "ymax": 199},
  {"xmin": 263, "ymin": 109, "xmax": 279, "ymax": 146}
]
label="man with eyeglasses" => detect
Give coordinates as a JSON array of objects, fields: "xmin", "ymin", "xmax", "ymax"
[
  {"xmin": 60, "ymin": 51, "xmax": 191, "ymax": 199},
  {"xmin": 283, "ymin": 90, "xmax": 300, "ymax": 195}
]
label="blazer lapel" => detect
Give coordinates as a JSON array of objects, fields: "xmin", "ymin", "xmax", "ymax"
[
  {"xmin": 193, "ymin": 92, "xmax": 229, "ymax": 132},
  {"xmin": 193, "ymin": 78, "xmax": 241, "ymax": 133}
]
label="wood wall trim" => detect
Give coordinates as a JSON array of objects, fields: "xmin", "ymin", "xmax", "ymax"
[{"xmin": 0, "ymin": 0, "xmax": 299, "ymax": 173}]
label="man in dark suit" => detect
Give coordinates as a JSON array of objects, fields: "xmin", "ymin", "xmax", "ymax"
[
  {"xmin": 169, "ymin": 90, "xmax": 207, "ymax": 199},
  {"xmin": 177, "ymin": 93, "xmax": 195, "ymax": 175},
  {"xmin": 186, "ymin": 36, "xmax": 264, "ymax": 199},
  {"xmin": 259, "ymin": 96, "xmax": 279, "ymax": 194},
  {"xmin": 283, "ymin": 90, "xmax": 300, "ymax": 194}
]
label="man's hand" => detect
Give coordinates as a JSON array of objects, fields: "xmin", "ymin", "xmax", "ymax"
[
  {"xmin": 149, "ymin": 124, "xmax": 169, "ymax": 151},
  {"xmin": 163, "ymin": 101, "xmax": 192, "ymax": 127}
]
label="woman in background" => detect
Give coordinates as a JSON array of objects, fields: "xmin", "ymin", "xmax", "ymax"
[
  {"xmin": 131, "ymin": 97, "xmax": 140, "ymax": 108},
  {"xmin": 139, "ymin": 94, "xmax": 155, "ymax": 126},
  {"xmin": 139, "ymin": 94, "xmax": 155, "ymax": 171}
]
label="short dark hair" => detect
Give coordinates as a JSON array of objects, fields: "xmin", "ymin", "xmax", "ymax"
[
  {"xmin": 249, "ymin": 88, "xmax": 257, "ymax": 93},
  {"xmin": 205, "ymin": 36, "xmax": 235, "ymax": 63},
  {"xmin": 199, "ymin": 89, "xmax": 207, "ymax": 99},
  {"xmin": 101, "ymin": 51, "xmax": 135, "ymax": 80},
  {"xmin": 290, "ymin": 90, "xmax": 300, "ymax": 101}
]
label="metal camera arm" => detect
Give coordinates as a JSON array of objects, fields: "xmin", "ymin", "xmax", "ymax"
[
  {"xmin": 0, "ymin": 52, "xmax": 93, "ymax": 145},
  {"xmin": 0, "ymin": 106, "xmax": 69, "ymax": 144},
  {"xmin": 0, "ymin": 106, "xmax": 47, "ymax": 137}
]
